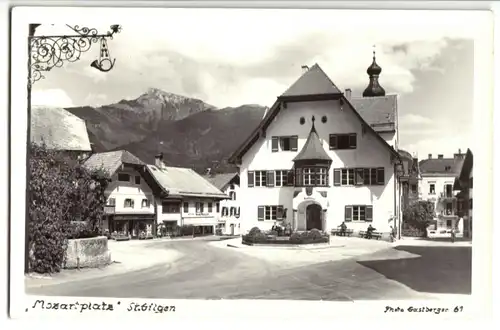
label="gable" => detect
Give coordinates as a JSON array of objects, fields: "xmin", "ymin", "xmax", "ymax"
[{"xmin": 281, "ymin": 63, "xmax": 342, "ymax": 97}]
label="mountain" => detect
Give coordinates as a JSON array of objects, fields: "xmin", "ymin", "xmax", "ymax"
[
  {"xmin": 65, "ymin": 88, "xmax": 215, "ymax": 150},
  {"xmin": 118, "ymin": 104, "xmax": 267, "ymax": 173}
]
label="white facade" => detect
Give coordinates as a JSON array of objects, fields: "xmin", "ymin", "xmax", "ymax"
[
  {"xmin": 103, "ymin": 167, "xmax": 155, "ymax": 236},
  {"xmin": 238, "ymin": 99, "xmax": 399, "ymax": 235},
  {"xmin": 218, "ymin": 183, "xmax": 241, "ymax": 235},
  {"xmin": 156, "ymin": 197, "xmax": 220, "ymax": 229}
]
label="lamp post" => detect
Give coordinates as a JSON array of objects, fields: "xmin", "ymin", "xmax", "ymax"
[
  {"xmin": 25, "ymin": 24, "xmax": 121, "ymax": 273},
  {"xmin": 395, "ymin": 162, "xmax": 405, "ymax": 240}
]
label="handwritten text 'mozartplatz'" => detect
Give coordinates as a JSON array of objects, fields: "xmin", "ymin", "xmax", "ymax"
[
  {"xmin": 384, "ymin": 305, "xmax": 464, "ymax": 314},
  {"xmin": 31, "ymin": 299, "xmax": 115, "ymax": 313}
]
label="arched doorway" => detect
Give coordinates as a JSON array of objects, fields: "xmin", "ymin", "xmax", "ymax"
[{"xmin": 306, "ymin": 203, "xmax": 322, "ymax": 230}]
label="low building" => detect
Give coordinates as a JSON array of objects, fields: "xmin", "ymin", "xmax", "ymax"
[
  {"xmin": 453, "ymin": 149, "xmax": 473, "ymax": 238},
  {"xmin": 203, "ymin": 172, "xmax": 241, "ymax": 235},
  {"xmin": 399, "ymin": 149, "xmax": 421, "ymax": 210},
  {"xmin": 419, "ymin": 150, "xmax": 465, "ymax": 235},
  {"xmin": 84, "ymin": 150, "xmax": 164, "ymax": 238},
  {"xmin": 31, "ymin": 106, "xmax": 93, "ymax": 161},
  {"xmin": 147, "ymin": 154, "xmax": 229, "ymax": 236}
]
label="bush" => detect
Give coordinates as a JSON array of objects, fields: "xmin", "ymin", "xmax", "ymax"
[
  {"xmin": 248, "ymin": 227, "xmax": 261, "ymax": 236},
  {"xmin": 290, "ymin": 232, "xmax": 301, "ymax": 243},
  {"xmin": 268, "ymin": 230, "xmax": 278, "ymax": 237},
  {"xmin": 28, "ymin": 144, "xmax": 109, "ymax": 274},
  {"xmin": 67, "ymin": 222, "xmax": 99, "ymax": 239},
  {"xmin": 307, "ymin": 228, "xmax": 323, "ymax": 239},
  {"xmin": 403, "ymin": 200, "xmax": 435, "ymax": 231},
  {"xmin": 243, "ymin": 230, "xmax": 329, "ymax": 245},
  {"xmin": 402, "ymin": 227, "xmax": 427, "ymax": 237}
]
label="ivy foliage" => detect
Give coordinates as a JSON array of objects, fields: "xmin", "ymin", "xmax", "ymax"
[{"xmin": 28, "ymin": 144, "xmax": 110, "ymax": 273}]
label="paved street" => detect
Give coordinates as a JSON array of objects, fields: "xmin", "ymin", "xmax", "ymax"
[{"xmin": 26, "ymin": 238, "xmax": 471, "ymax": 301}]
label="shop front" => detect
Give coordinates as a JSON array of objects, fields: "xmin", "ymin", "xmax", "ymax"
[{"xmin": 108, "ymin": 213, "xmax": 155, "ymax": 239}]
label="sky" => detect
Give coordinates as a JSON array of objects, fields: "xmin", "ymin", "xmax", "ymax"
[{"xmin": 30, "ymin": 8, "xmax": 475, "ymax": 158}]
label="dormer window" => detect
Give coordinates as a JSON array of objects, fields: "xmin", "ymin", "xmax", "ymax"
[{"xmin": 445, "ymin": 166, "xmax": 451, "ymax": 171}]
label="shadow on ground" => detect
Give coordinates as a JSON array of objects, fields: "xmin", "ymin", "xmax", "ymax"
[{"xmin": 357, "ymin": 245, "xmax": 471, "ymax": 295}]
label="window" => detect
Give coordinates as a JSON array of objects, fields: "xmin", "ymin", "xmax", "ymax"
[
  {"xmin": 429, "ymin": 183, "xmax": 436, "ymax": 194},
  {"xmin": 135, "ymin": 176, "xmax": 141, "ymax": 184},
  {"xmin": 469, "ymin": 198, "xmax": 473, "ymax": 210},
  {"xmin": 469, "ymin": 177, "xmax": 473, "ymax": 189},
  {"xmin": 195, "ymin": 202, "xmax": 205, "ymax": 214},
  {"xmin": 271, "ymin": 136, "xmax": 298, "ymax": 152},
  {"xmin": 107, "ymin": 198, "xmax": 116, "ymax": 206},
  {"xmin": 411, "ymin": 184, "xmax": 417, "ymax": 193},
  {"xmin": 162, "ymin": 202, "xmax": 180, "ymax": 213},
  {"xmin": 445, "ymin": 166, "xmax": 451, "ymax": 171},
  {"xmin": 208, "ymin": 202, "xmax": 213, "ymax": 213},
  {"xmin": 183, "ymin": 202, "xmax": 189, "ymax": 213},
  {"xmin": 275, "ymin": 170, "xmax": 288, "ymax": 187},
  {"xmin": 222, "ymin": 207, "xmax": 228, "ymax": 217},
  {"xmin": 141, "ymin": 199, "xmax": 150, "ymax": 208},
  {"xmin": 300, "ymin": 167, "xmax": 328, "ymax": 186},
  {"xmin": 344, "ymin": 205, "xmax": 373, "ymax": 222},
  {"xmin": 118, "ymin": 173, "xmax": 130, "ymax": 182},
  {"xmin": 124, "ymin": 198, "xmax": 134, "ymax": 208},
  {"xmin": 230, "ymin": 207, "xmax": 236, "ymax": 216},
  {"xmin": 334, "ymin": 168, "xmax": 384, "ymax": 186},
  {"xmin": 445, "ymin": 184, "xmax": 453, "ymax": 197},
  {"xmin": 216, "ymin": 202, "xmax": 220, "ymax": 213},
  {"xmin": 257, "ymin": 205, "xmax": 284, "ymax": 221},
  {"xmin": 445, "ymin": 203, "xmax": 453, "ymax": 215},
  {"xmin": 446, "ymin": 220, "xmax": 452, "ymax": 229},
  {"xmin": 254, "ymin": 171, "xmax": 267, "ymax": 187},
  {"xmin": 329, "ymin": 133, "xmax": 357, "ymax": 150},
  {"xmin": 229, "ymin": 191, "xmax": 236, "ymax": 200},
  {"xmin": 230, "ymin": 184, "xmax": 235, "ymax": 190}
]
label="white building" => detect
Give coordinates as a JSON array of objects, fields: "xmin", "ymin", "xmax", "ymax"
[
  {"xmin": 84, "ymin": 150, "xmax": 158, "ymax": 238},
  {"xmin": 147, "ymin": 154, "xmax": 228, "ymax": 236},
  {"xmin": 419, "ymin": 150, "xmax": 465, "ymax": 235},
  {"xmin": 203, "ymin": 172, "xmax": 241, "ymax": 235},
  {"xmin": 229, "ymin": 59, "xmax": 403, "ymax": 236}
]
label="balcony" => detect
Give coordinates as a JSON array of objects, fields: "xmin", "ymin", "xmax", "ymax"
[{"xmin": 439, "ymin": 191, "xmax": 456, "ymax": 201}]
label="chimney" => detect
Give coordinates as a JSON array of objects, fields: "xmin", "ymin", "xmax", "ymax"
[
  {"xmin": 301, "ymin": 65, "xmax": 309, "ymax": 74},
  {"xmin": 345, "ymin": 89, "xmax": 352, "ymax": 100},
  {"xmin": 438, "ymin": 154, "xmax": 444, "ymax": 159},
  {"xmin": 454, "ymin": 149, "xmax": 464, "ymax": 160},
  {"xmin": 428, "ymin": 154, "xmax": 432, "ymax": 159},
  {"xmin": 155, "ymin": 152, "xmax": 164, "ymax": 169}
]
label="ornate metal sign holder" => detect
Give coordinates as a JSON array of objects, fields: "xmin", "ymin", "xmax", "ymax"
[{"xmin": 28, "ymin": 24, "xmax": 122, "ymax": 87}]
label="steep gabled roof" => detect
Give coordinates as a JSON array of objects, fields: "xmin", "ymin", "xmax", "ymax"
[
  {"xmin": 293, "ymin": 120, "xmax": 331, "ymax": 162},
  {"xmin": 229, "ymin": 64, "xmax": 400, "ymax": 164},
  {"xmin": 146, "ymin": 165, "xmax": 228, "ymax": 199},
  {"xmin": 281, "ymin": 63, "xmax": 342, "ymax": 97},
  {"xmin": 202, "ymin": 172, "xmax": 239, "ymax": 191},
  {"xmin": 84, "ymin": 150, "xmax": 144, "ymax": 175},
  {"xmin": 458, "ymin": 148, "xmax": 473, "ymax": 181},
  {"xmin": 31, "ymin": 106, "xmax": 92, "ymax": 151}
]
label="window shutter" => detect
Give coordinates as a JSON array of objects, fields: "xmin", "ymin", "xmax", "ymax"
[
  {"xmin": 131, "ymin": 200, "xmax": 135, "ymax": 208},
  {"xmin": 276, "ymin": 206, "xmax": 284, "ymax": 220},
  {"xmin": 355, "ymin": 168, "xmax": 364, "ymax": 185},
  {"xmin": 363, "ymin": 168, "xmax": 370, "ymax": 185},
  {"xmin": 349, "ymin": 134, "xmax": 357, "ymax": 149},
  {"xmin": 329, "ymin": 135, "xmax": 337, "ymax": 150},
  {"xmin": 286, "ymin": 170, "xmax": 295, "ymax": 186},
  {"xmin": 344, "ymin": 206, "xmax": 352, "ymax": 222},
  {"xmin": 271, "ymin": 137, "xmax": 279, "ymax": 152},
  {"xmin": 377, "ymin": 168, "xmax": 385, "ymax": 185},
  {"xmin": 333, "ymin": 169, "xmax": 341, "ymax": 186},
  {"xmin": 290, "ymin": 136, "xmax": 298, "ymax": 151},
  {"xmin": 257, "ymin": 206, "xmax": 265, "ymax": 221},
  {"xmin": 366, "ymin": 206, "xmax": 373, "ymax": 222},
  {"xmin": 247, "ymin": 171, "xmax": 254, "ymax": 187},
  {"xmin": 267, "ymin": 171, "xmax": 275, "ymax": 187}
]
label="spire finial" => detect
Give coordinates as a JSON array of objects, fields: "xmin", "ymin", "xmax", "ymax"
[
  {"xmin": 311, "ymin": 115, "xmax": 315, "ymax": 123},
  {"xmin": 373, "ymin": 44, "xmax": 376, "ymax": 59}
]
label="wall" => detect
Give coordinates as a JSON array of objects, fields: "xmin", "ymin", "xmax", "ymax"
[
  {"xmin": 64, "ymin": 236, "xmax": 111, "ymax": 269},
  {"xmin": 156, "ymin": 197, "xmax": 220, "ymax": 227},
  {"xmin": 106, "ymin": 167, "xmax": 155, "ymax": 215},
  {"xmin": 420, "ymin": 175, "xmax": 456, "ymax": 216},
  {"xmin": 219, "ymin": 183, "xmax": 241, "ymax": 235},
  {"xmin": 238, "ymin": 99, "xmax": 397, "ymax": 234}
]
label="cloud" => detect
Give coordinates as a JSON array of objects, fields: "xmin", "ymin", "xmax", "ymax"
[
  {"xmin": 400, "ymin": 134, "xmax": 471, "ymax": 158},
  {"xmin": 84, "ymin": 93, "xmax": 108, "ymax": 107},
  {"xmin": 31, "ymin": 89, "xmax": 74, "ymax": 108},
  {"xmin": 30, "ymin": 9, "xmax": 478, "ymax": 108},
  {"xmin": 400, "ymin": 114, "xmax": 433, "ymax": 126}
]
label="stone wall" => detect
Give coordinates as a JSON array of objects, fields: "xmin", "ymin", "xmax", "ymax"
[{"xmin": 64, "ymin": 236, "xmax": 111, "ymax": 269}]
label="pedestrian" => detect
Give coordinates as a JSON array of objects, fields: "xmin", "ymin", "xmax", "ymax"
[
  {"xmin": 389, "ymin": 226, "xmax": 396, "ymax": 242},
  {"xmin": 366, "ymin": 224, "xmax": 376, "ymax": 239},
  {"xmin": 340, "ymin": 221, "xmax": 347, "ymax": 236},
  {"xmin": 451, "ymin": 226, "xmax": 456, "ymax": 243}
]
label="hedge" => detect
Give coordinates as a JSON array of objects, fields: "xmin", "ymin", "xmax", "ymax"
[{"xmin": 242, "ymin": 228, "xmax": 329, "ymax": 245}]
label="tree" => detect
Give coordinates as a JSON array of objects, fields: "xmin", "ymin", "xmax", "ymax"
[
  {"xmin": 403, "ymin": 200, "xmax": 435, "ymax": 231},
  {"xmin": 28, "ymin": 143, "xmax": 109, "ymax": 273}
]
